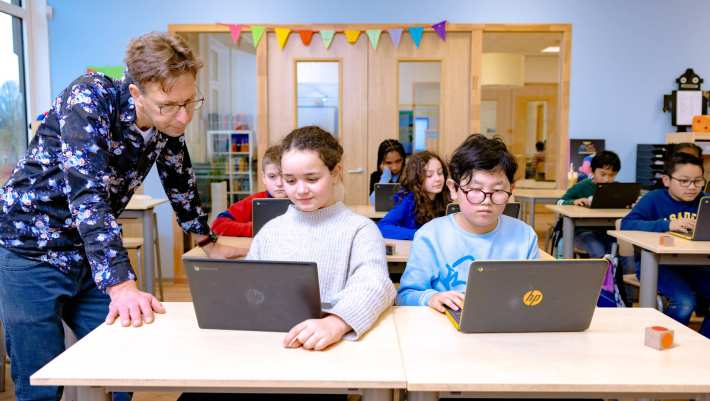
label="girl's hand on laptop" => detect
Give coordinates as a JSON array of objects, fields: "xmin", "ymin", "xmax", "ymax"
[
  {"xmin": 573, "ymin": 198, "xmax": 591, "ymax": 207},
  {"xmin": 283, "ymin": 315, "xmax": 350, "ymax": 351},
  {"xmin": 669, "ymin": 218, "xmax": 695, "ymax": 233},
  {"xmin": 428, "ymin": 291, "xmax": 465, "ymax": 313},
  {"xmin": 203, "ymin": 243, "xmax": 248, "ymax": 259}
]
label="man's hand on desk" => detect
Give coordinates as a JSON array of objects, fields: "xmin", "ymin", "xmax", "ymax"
[
  {"xmin": 202, "ymin": 242, "xmax": 248, "ymax": 259},
  {"xmin": 106, "ymin": 280, "xmax": 165, "ymax": 327}
]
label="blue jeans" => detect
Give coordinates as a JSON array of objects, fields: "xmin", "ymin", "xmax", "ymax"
[
  {"xmin": 574, "ymin": 230, "xmax": 612, "ymax": 259},
  {"xmin": 657, "ymin": 266, "xmax": 710, "ymax": 338},
  {"xmin": 0, "ymin": 246, "xmax": 128, "ymax": 401}
]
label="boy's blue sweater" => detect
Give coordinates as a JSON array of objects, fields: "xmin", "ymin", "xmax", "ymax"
[{"xmin": 620, "ymin": 189, "xmax": 704, "ymax": 232}]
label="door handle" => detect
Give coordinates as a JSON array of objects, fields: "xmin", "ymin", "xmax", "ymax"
[{"xmin": 347, "ymin": 168, "xmax": 364, "ymax": 174}]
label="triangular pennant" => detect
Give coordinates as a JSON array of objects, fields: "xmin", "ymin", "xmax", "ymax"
[
  {"xmin": 344, "ymin": 30, "xmax": 361, "ymax": 44},
  {"xmin": 320, "ymin": 30, "xmax": 335, "ymax": 49},
  {"xmin": 275, "ymin": 27, "xmax": 291, "ymax": 49},
  {"xmin": 250, "ymin": 26, "xmax": 266, "ymax": 48},
  {"xmin": 299, "ymin": 30, "xmax": 314, "ymax": 46},
  {"xmin": 432, "ymin": 20, "xmax": 447, "ymax": 41},
  {"xmin": 228, "ymin": 24, "xmax": 242, "ymax": 44},
  {"xmin": 408, "ymin": 26, "xmax": 424, "ymax": 48},
  {"xmin": 388, "ymin": 28, "xmax": 403, "ymax": 48},
  {"xmin": 366, "ymin": 29, "xmax": 382, "ymax": 49}
]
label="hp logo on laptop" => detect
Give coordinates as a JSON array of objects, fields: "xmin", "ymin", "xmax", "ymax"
[
  {"xmin": 522, "ymin": 289, "xmax": 544, "ymax": 307},
  {"xmin": 245, "ymin": 288, "xmax": 266, "ymax": 305}
]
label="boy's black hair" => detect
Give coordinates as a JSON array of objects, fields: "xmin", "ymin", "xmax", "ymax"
[
  {"xmin": 449, "ymin": 134, "xmax": 517, "ymax": 185},
  {"xmin": 670, "ymin": 142, "xmax": 703, "ymax": 159},
  {"xmin": 535, "ymin": 141, "xmax": 545, "ymax": 152},
  {"xmin": 664, "ymin": 152, "xmax": 705, "ymax": 176},
  {"xmin": 591, "ymin": 150, "xmax": 621, "ymax": 173}
]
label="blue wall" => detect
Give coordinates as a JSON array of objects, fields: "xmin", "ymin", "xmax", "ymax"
[{"xmin": 47, "ymin": 0, "xmax": 710, "ymax": 274}]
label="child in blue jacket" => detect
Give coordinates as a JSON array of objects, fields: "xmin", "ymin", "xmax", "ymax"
[
  {"xmin": 621, "ymin": 152, "xmax": 709, "ymax": 338},
  {"xmin": 377, "ymin": 151, "xmax": 450, "ymax": 240}
]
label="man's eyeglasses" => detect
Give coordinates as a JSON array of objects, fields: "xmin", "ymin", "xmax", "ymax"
[
  {"xmin": 141, "ymin": 87, "xmax": 205, "ymax": 116},
  {"xmin": 670, "ymin": 176, "xmax": 707, "ymax": 189},
  {"xmin": 156, "ymin": 97, "xmax": 205, "ymax": 116},
  {"xmin": 458, "ymin": 187, "xmax": 512, "ymax": 205}
]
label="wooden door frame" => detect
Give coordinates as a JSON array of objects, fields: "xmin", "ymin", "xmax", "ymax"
[{"xmin": 168, "ymin": 22, "xmax": 572, "ymax": 278}]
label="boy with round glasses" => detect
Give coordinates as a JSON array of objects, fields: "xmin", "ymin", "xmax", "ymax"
[
  {"xmin": 396, "ymin": 134, "xmax": 539, "ymax": 312},
  {"xmin": 622, "ymin": 152, "xmax": 710, "ymax": 337}
]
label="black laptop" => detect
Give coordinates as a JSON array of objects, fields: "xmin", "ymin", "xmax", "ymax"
[
  {"xmin": 446, "ymin": 202, "xmax": 521, "ymax": 219},
  {"xmin": 444, "ymin": 260, "xmax": 607, "ymax": 333},
  {"xmin": 183, "ymin": 257, "xmax": 322, "ymax": 332},
  {"xmin": 589, "ymin": 183, "xmax": 641, "ymax": 209},
  {"xmin": 670, "ymin": 195, "xmax": 710, "ymax": 241},
  {"xmin": 374, "ymin": 183, "xmax": 401, "ymax": 212},
  {"xmin": 252, "ymin": 198, "xmax": 291, "ymax": 235}
]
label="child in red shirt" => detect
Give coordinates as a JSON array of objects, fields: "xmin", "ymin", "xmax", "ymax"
[{"xmin": 211, "ymin": 145, "xmax": 286, "ymax": 236}]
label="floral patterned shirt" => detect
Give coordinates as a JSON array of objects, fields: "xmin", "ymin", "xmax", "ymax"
[{"xmin": 0, "ymin": 73, "xmax": 209, "ymax": 291}]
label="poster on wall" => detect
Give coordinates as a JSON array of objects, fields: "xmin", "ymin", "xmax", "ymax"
[{"xmin": 569, "ymin": 139, "xmax": 605, "ymax": 181}]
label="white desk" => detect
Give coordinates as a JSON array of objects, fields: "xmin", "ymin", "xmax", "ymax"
[
  {"xmin": 608, "ymin": 230, "xmax": 710, "ymax": 308},
  {"xmin": 512, "ymin": 188, "xmax": 565, "ymax": 228},
  {"xmin": 31, "ymin": 302, "xmax": 405, "ymax": 401},
  {"xmin": 395, "ymin": 306, "xmax": 710, "ymax": 401},
  {"xmin": 546, "ymin": 204, "xmax": 629, "ymax": 259},
  {"xmin": 120, "ymin": 196, "xmax": 168, "ymax": 295},
  {"xmin": 350, "ymin": 204, "xmax": 387, "ymax": 219}
]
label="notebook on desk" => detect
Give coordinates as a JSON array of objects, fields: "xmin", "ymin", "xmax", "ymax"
[
  {"xmin": 252, "ymin": 198, "xmax": 291, "ymax": 236},
  {"xmin": 669, "ymin": 196, "xmax": 710, "ymax": 241},
  {"xmin": 589, "ymin": 183, "xmax": 641, "ymax": 209},
  {"xmin": 374, "ymin": 183, "xmax": 401, "ymax": 212},
  {"xmin": 446, "ymin": 202, "xmax": 521, "ymax": 219},
  {"xmin": 444, "ymin": 259, "xmax": 607, "ymax": 333},
  {"xmin": 183, "ymin": 257, "xmax": 322, "ymax": 332}
]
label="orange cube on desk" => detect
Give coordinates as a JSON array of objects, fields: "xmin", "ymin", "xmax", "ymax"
[{"xmin": 692, "ymin": 115, "xmax": 710, "ymax": 133}]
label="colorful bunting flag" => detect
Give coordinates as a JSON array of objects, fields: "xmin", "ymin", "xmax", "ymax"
[
  {"xmin": 275, "ymin": 27, "xmax": 291, "ymax": 49},
  {"xmin": 366, "ymin": 29, "xmax": 382, "ymax": 49},
  {"xmin": 432, "ymin": 20, "xmax": 447, "ymax": 41},
  {"xmin": 408, "ymin": 26, "xmax": 424, "ymax": 48},
  {"xmin": 320, "ymin": 30, "xmax": 335, "ymax": 49},
  {"xmin": 228, "ymin": 24, "xmax": 242, "ymax": 44},
  {"xmin": 299, "ymin": 30, "xmax": 314, "ymax": 46},
  {"xmin": 344, "ymin": 30, "xmax": 361, "ymax": 44},
  {"xmin": 388, "ymin": 28, "xmax": 403, "ymax": 48},
  {"xmin": 251, "ymin": 26, "xmax": 266, "ymax": 48}
]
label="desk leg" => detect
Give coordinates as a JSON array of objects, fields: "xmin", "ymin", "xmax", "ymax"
[
  {"xmin": 142, "ymin": 210, "xmax": 155, "ymax": 295},
  {"xmin": 530, "ymin": 199, "xmax": 537, "ymax": 229},
  {"xmin": 362, "ymin": 389, "xmax": 393, "ymax": 401},
  {"xmin": 75, "ymin": 386, "xmax": 110, "ymax": 401},
  {"xmin": 639, "ymin": 249, "xmax": 660, "ymax": 308},
  {"xmin": 562, "ymin": 216, "xmax": 575, "ymax": 259},
  {"xmin": 407, "ymin": 391, "xmax": 437, "ymax": 401}
]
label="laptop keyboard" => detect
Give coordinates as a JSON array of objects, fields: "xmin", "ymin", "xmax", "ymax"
[{"xmin": 444, "ymin": 305, "xmax": 462, "ymax": 324}]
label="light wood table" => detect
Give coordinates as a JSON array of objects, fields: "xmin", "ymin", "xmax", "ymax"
[
  {"xmin": 120, "ymin": 196, "xmax": 168, "ymax": 295},
  {"xmin": 512, "ymin": 188, "xmax": 565, "ymax": 228},
  {"xmin": 546, "ymin": 205, "xmax": 629, "ymax": 259},
  {"xmin": 608, "ymin": 230, "xmax": 710, "ymax": 308},
  {"xmin": 513, "ymin": 179, "xmax": 557, "ymax": 189},
  {"xmin": 395, "ymin": 306, "xmax": 710, "ymax": 401},
  {"xmin": 350, "ymin": 204, "xmax": 387, "ymax": 219},
  {"xmin": 31, "ymin": 302, "xmax": 405, "ymax": 401}
]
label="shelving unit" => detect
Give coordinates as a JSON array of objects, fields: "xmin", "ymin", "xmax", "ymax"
[{"xmin": 207, "ymin": 130, "xmax": 255, "ymax": 203}]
